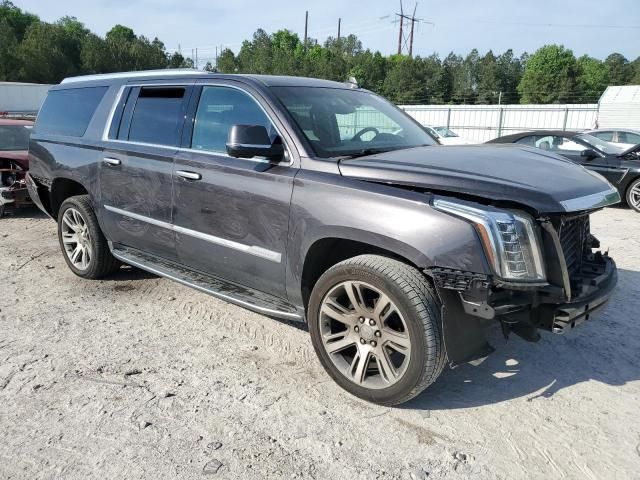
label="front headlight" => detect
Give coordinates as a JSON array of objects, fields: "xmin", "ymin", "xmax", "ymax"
[{"xmin": 433, "ymin": 198, "xmax": 546, "ymax": 282}]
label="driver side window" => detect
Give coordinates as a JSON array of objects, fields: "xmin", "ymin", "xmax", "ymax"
[{"xmin": 191, "ymin": 86, "xmax": 275, "ymax": 153}]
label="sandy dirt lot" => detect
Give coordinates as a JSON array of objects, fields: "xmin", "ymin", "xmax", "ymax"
[{"xmin": 1, "ymin": 206, "xmax": 639, "ymax": 480}]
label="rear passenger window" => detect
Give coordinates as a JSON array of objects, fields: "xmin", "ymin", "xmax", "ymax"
[
  {"xmin": 191, "ymin": 86, "xmax": 274, "ymax": 153},
  {"xmin": 127, "ymin": 87, "xmax": 186, "ymax": 147},
  {"xmin": 36, "ymin": 87, "xmax": 107, "ymax": 137}
]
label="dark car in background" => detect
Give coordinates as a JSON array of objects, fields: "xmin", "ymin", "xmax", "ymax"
[
  {"xmin": 0, "ymin": 118, "xmax": 34, "ymax": 217},
  {"xmin": 488, "ymin": 130, "xmax": 640, "ymax": 213},
  {"xmin": 26, "ymin": 71, "xmax": 620, "ymax": 405}
]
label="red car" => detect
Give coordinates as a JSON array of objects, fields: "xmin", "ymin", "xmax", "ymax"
[{"xmin": 0, "ymin": 118, "xmax": 34, "ymax": 217}]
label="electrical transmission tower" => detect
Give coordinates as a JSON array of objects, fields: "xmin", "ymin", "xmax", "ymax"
[{"xmin": 395, "ymin": 1, "xmax": 431, "ymax": 57}]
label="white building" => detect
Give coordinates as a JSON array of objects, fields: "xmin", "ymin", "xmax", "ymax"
[
  {"xmin": 597, "ymin": 85, "xmax": 640, "ymax": 130},
  {"xmin": 0, "ymin": 82, "xmax": 51, "ymax": 115}
]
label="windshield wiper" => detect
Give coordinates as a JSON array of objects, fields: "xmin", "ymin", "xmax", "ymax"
[{"xmin": 340, "ymin": 148, "xmax": 394, "ymax": 159}]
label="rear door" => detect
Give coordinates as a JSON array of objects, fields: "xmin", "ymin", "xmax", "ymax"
[
  {"xmin": 172, "ymin": 81, "xmax": 298, "ymax": 298},
  {"xmin": 99, "ymin": 82, "xmax": 193, "ymax": 261}
]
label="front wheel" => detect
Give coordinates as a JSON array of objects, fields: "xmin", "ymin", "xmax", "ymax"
[
  {"xmin": 626, "ymin": 178, "xmax": 640, "ymax": 213},
  {"xmin": 57, "ymin": 195, "xmax": 120, "ymax": 279},
  {"xmin": 308, "ymin": 255, "xmax": 446, "ymax": 406}
]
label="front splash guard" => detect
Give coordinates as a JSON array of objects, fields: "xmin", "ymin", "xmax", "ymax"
[{"xmin": 435, "ymin": 287, "xmax": 495, "ymax": 367}]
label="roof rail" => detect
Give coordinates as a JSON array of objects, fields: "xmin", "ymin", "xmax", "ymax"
[{"xmin": 61, "ymin": 69, "xmax": 206, "ymax": 84}]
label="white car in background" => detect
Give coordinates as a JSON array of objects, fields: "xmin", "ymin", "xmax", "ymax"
[
  {"xmin": 588, "ymin": 129, "xmax": 640, "ymax": 150},
  {"xmin": 424, "ymin": 126, "xmax": 476, "ymax": 145}
]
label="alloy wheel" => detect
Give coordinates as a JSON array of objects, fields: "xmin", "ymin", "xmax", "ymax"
[
  {"xmin": 318, "ymin": 280, "xmax": 411, "ymax": 389},
  {"xmin": 61, "ymin": 207, "xmax": 93, "ymax": 270},
  {"xmin": 630, "ymin": 183, "xmax": 640, "ymax": 210}
]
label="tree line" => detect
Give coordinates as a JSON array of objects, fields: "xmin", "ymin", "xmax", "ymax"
[{"xmin": 1, "ymin": 1, "xmax": 639, "ymax": 105}]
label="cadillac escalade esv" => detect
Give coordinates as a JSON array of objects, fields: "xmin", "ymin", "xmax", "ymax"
[{"xmin": 26, "ymin": 70, "xmax": 620, "ymax": 405}]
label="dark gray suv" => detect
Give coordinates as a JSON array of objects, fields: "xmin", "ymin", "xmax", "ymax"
[{"xmin": 27, "ymin": 70, "xmax": 620, "ymax": 405}]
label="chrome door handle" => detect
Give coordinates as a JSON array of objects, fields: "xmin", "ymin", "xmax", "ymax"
[
  {"xmin": 103, "ymin": 157, "xmax": 121, "ymax": 166},
  {"xmin": 176, "ymin": 170, "xmax": 202, "ymax": 181}
]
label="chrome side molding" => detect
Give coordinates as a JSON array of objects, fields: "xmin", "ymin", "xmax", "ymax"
[{"xmin": 103, "ymin": 205, "xmax": 282, "ymax": 263}]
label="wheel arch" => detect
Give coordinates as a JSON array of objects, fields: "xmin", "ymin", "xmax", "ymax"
[
  {"xmin": 299, "ymin": 231, "xmax": 431, "ymax": 312},
  {"xmin": 50, "ymin": 177, "xmax": 91, "ymax": 218}
]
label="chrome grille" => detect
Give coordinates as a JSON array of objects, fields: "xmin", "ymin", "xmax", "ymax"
[{"xmin": 558, "ymin": 215, "xmax": 590, "ymax": 279}]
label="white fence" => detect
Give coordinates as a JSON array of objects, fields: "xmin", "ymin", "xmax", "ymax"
[{"xmin": 399, "ymin": 104, "xmax": 599, "ymax": 143}]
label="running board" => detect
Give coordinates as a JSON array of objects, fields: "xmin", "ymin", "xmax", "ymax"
[{"xmin": 110, "ymin": 245, "xmax": 304, "ymax": 322}]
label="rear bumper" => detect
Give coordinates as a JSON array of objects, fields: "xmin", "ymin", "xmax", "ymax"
[{"xmin": 549, "ymin": 256, "xmax": 617, "ymax": 334}]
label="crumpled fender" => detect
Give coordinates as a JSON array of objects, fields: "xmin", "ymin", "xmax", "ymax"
[{"xmin": 434, "ymin": 287, "xmax": 495, "ymax": 367}]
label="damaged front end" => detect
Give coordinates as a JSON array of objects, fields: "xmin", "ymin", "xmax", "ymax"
[
  {"xmin": 0, "ymin": 158, "xmax": 32, "ymax": 217},
  {"xmin": 428, "ymin": 197, "xmax": 618, "ymax": 367}
]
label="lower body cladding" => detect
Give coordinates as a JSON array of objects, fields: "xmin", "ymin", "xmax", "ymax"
[{"xmin": 428, "ymin": 214, "xmax": 618, "ymax": 367}]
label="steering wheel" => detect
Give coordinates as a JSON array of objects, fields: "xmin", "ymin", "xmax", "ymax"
[{"xmin": 351, "ymin": 127, "xmax": 379, "ymax": 142}]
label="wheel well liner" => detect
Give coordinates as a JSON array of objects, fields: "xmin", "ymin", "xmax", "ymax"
[{"xmin": 50, "ymin": 178, "xmax": 89, "ymax": 218}]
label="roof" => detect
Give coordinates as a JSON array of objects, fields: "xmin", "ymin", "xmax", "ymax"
[
  {"xmin": 488, "ymin": 130, "xmax": 581, "ymax": 143},
  {"xmin": 60, "ymin": 69, "xmax": 353, "ymax": 89},
  {"xmin": 599, "ymin": 85, "xmax": 640, "ymax": 105}
]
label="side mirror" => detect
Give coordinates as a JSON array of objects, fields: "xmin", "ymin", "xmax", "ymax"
[
  {"xmin": 226, "ymin": 124, "xmax": 284, "ymax": 161},
  {"xmin": 581, "ymin": 149, "xmax": 598, "ymax": 159}
]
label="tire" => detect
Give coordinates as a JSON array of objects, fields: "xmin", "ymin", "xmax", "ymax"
[
  {"xmin": 57, "ymin": 195, "xmax": 120, "ymax": 279},
  {"xmin": 626, "ymin": 178, "xmax": 640, "ymax": 213},
  {"xmin": 308, "ymin": 254, "xmax": 446, "ymax": 406}
]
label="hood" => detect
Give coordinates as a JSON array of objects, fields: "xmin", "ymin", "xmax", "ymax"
[
  {"xmin": 438, "ymin": 137, "xmax": 474, "ymax": 146},
  {"xmin": 338, "ymin": 144, "xmax": 620, "ymax": 213},
  {"xmin": 0, "ymin": 150, "xmax": 29, "ymax": 170}
]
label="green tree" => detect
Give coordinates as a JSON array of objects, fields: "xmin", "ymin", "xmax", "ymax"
[
  {"xmin": 518, "ymin": 45, "xmax": 579, "ymax": 103},
  {"xmin": 0, "ymin": 0, "xmax": 38, "ymax": 41},
  {"xmin": 631, "ymin": 57, "xmax": 640, "ymax": 84},
  {"xmin": 604, "ymin": 53, "xmax": 632, "ymax": 85},
  {"xmin": 476, "ymin": 51, "xmax": 500, "ymax": 104},
  {"xmin": 0, "ymin": 18, "xmax": 18, "ymax": 80},
  {"xmin": 216, "ymin": 48, "xmax": 237, "ymax": 73},
  {"xmin": 18, "ymin": 21, "xmax": 77, "ymax": 83},
  {"xmin": 382, "ymin": 55, "xmax": 426, "ymax": 104},
  {"xmin": 496, "ymin": 49, "xmax": 524, "ymax": 103},
  {"xmin": 577, "ymin": 55, "xmax": 609, "ymax": 102}
]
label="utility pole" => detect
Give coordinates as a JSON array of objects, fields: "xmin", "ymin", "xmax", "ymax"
[
  {"xmin": 195, "ymin": 48, "xmax": 198, "ymax": 69},
  {"xmin": 396, "ymin": 2, "xmax": 404, "ymax": 55},
  {"xmin": 408, "ymin": 4, "xmax": 417, "ymax": 57},
  {"xmin": 395, "ymin": 2, "xmax": 431, "ymax": 57},
  {"xmin": 304, "ymin": 11, "xmax": 308, "ymax": 48},
  {"xmin": 337, "ymin": 17, "xmax": 341, "ymax": 41}
]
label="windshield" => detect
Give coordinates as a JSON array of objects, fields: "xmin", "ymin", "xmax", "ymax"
[
  {"xmin": 0, "ymin": 125, "xmax": 31, "ymax": 151},
  {"xmin": 433, "ymin": 127, "xmax": 459, "ymax": 138},
  {"xmin": 271, "ymin": 86, "xmax": 436, "ymax": 158},
  {"xmin": 576, "ymin": 133, "xmax": 625, "ymax": 155}
]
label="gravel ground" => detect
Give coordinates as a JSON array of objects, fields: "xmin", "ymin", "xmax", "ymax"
[{"xmin": 1, "ymin": 206, "xmax": 639, "ymax": 480}]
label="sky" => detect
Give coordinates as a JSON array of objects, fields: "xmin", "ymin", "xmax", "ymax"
[{"xmin": 14, "ymin": 0, "xmax": 640, "ymax": 64}]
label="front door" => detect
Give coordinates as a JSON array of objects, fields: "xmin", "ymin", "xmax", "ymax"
[
  {"xmin": 99, "ymin": 83, "xmax": 192, "ymax": 261},
  {"xmin": 172, "ymin": 82, "xmax": 297, "ymax": 299}
]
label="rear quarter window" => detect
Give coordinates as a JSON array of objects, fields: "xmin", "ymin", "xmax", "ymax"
[{"xmin": 36, "ymin": 86, "xmax": 108, "ymax": 137}]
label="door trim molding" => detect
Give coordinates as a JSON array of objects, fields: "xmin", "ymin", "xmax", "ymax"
[{"xmin": 104, "ymin": 205, "xmax": 282, "ymax": 263}]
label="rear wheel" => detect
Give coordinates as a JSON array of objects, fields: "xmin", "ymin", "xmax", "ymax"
[
  {"xmin": 308, "ymin": 255, "xmax": 446, "ymax": 406},
  {"xmin": 626, "ymin": 178, "xmax": 640, "ymax": 213},
  {"xmin": 57, "ymin": 195, "xmax": 120, "ymax": 279}
]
